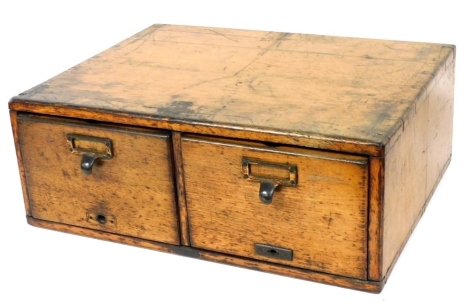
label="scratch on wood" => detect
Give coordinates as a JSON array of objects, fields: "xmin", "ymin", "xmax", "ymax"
[
  {"xmin": 308, "ymin": 175, "xmax": 342, "ymax": 182},
  {"xmin": 99, "ymin": 99, "xmax": 127, "ymax": 111},
  {"xmin": 121, "ymin": 25, "xmax": 166, "ymax": 57},
  {"xmin": 120, "ymin": 39, "xmax": 147, "ymax": 57},
  {"xmin": 233, "ymin": 32, "xmax": 291, "ymax": 77},
  {"xmin": 403, "ymin": 46, "xmax": 432, "ymax": 86},
  {"xmin": 210, "ymin": 105, "xmax": 227, "ymax": 120},
  {"xmin": 184, "ymin": 33, "xmax": 291, "ymax": 89},
  {"xmin": 258, "ymin": 81, "xmax": 275, "ymax": 97},
  {"xmin": 247, "ymin": 75, "xmax": 259, "ymax": 92},
  {"xmin": 327, "ymin": 213, "xmax": 333, "ymax": 229},
  {"xmin": 207, "ymin": 29, "xmax": 239, "ymax": 43},
  {"xmin": 222, "ymin": 114, "xmax": 254, "ymax": 125},
  {"xmin": 183, "ymin": 75, "xmax": 234, "ymax": 90},
  {"xmin": 382, "ymin": 44, "xmax": 408, "ymax": 51}
]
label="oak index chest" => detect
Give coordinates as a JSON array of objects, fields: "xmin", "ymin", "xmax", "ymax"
[{"xmin": 8, "ymin": 24, "xmax": 455, "ymax": 292}]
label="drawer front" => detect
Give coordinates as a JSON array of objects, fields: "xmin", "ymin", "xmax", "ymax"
[
  {"xmin": 18, "ymin": 115, "xmax": 179, "ymax": 245},
  {"xmin": 182, "ymin": 136, "xmax": 368, "ymax": 279}
]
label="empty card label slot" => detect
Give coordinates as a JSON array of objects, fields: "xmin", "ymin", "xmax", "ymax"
[
  {"xmin": 66, "ymin": 134, "xmax": 112, "ymax": 157},
  {"xmin": 249, "ymin": 163, "xmax": 290, "ymax": 179}
]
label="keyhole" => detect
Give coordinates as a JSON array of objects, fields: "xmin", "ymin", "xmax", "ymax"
[
  {"xmin": 268, "ymin": 249, "xmax": 279, "ymax": 256},
  {"xmin": 97, "ymin": 214, "xmax": 106, "ymax": 224}
]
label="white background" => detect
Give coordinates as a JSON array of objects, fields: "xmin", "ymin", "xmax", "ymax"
[{"xmin": 1, "ymin": 1, "xmax": 469, "ymax": 304}]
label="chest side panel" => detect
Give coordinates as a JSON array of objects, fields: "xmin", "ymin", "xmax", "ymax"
[{"xmin": 382, "ymin": 55, "xmax": 454, "ymax": 278}]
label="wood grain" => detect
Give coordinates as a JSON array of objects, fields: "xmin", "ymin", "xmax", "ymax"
[
  {"xmin": 18, "ymin": 114, "xmax": 180, "ymax": 245},
  {"xmin": 368, "ymin": 157, "xmax": 384, "ymax": 281},
  {"xmin": 426, "ymin": 57, "xmax": 454, "ymax": 197},
  {"xmin": 182, "ymin": 135, "xmax": 369, "ymax": 279},
  {"xmin": 382, "ymin": 53, "xmax": 455, "ymax": 276},
  {"xmin": 171, "ymin": 131, "xmax": 190, "ymax": 246},
  {"xmin": 27, "ymin": 216, "xmax": 178, "ymax": 255},
  {"xmin": 27, "ymin": 216, "xmax": 383, "ymax": 293},
  {"xmin": 383, "ymin": 156, "xmax": 452, "ymax": 282},
  {"xmin": 9, "ymin": 24, "xmax": 454, "ymax": 156},
  {"xmin": 199, "ymin": 252, "xmax": 383, "ymax": 293},
  {"xmin": 9, "ymin": 111, "xmax": 32, "ymax": 216},
  {"xmin": 8, "ymin": 24, "xmax": 456, "ymax": 292},
  {"xmin": 7, "ymin": 102, "xmax": 383, "ymax": 156}
]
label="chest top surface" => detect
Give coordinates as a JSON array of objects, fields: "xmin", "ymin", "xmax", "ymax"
[{"xmin": 10, "ymin": 24, "xmax": 454, "ymax": 149}]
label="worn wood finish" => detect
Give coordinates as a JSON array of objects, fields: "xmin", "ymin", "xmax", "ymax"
[
  {"xmin": 9, "ymin": 24, "xmax": 454, "ymax": 156},
  {"xmin": 425, "ymin": 56, "xmax": 454, "ymax": 197},
  {"xmin": 198, "ymin": 252, "xmax": 382, "ymax": 293},
  {"xmin": 182, "ymin": 135, "xmax": 368, "ymax": 279},
  {"xmin": 9, "ymin": 111, "xmax": 32, "ymax": 216},
  {"xmin": 382, "ymin": 56, "xmax": 455, "ymax": 276},
  {"xmin": 18, "ymin": 114, "xmax": 180, "ymax": 245},
  {"xmin": 9, "ymin": 24, "xmax": 456, "ymax": 292},
  {"xmin": 7, "ymin": 101, "xmax": 385, "ymax": 156},
  {"xmin": 368, "ymin": 157, "xmax": 384, "ymax": 281},
  {"xmin": 171, "ymin": 131, "xmax": 190, "ymax": 246},
  {"xmin": 27, "ymin": 216, "xmax": 179, "ymax": 255},
  {"xmin": 27, "ymin": 216, "xmax": 383, "ymax": 292},
  {"xmin": 383, "ymin": 156, "xmax": 452, "ymax": 282}
]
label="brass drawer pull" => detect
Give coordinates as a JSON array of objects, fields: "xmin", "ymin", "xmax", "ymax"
[
  {"xmin": 242, "ymin": 158, "xmax": 298, "ymax": 204},
  {"xmin": 259, "ymin": 181, "xmax": 279, "ymax": 204},
  {"xmin": 66, "ymin": 134, "xmax": 113, "ymax": 175},
  {"xmin": 81, "ymin": 154, "xmax": 98, "ymax": 175}
]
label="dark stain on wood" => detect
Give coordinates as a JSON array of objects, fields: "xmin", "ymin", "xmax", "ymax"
[
  {"xmin": 18, "ymin": 84, "xmax": 48, "ymax": 98},
  {"xmin": 156, "ymin": 100, "xmax": 196, "ymax": 117},
  {"xmin": 172, "ymin": 246, "xmax": 200, "ymax": 258}
]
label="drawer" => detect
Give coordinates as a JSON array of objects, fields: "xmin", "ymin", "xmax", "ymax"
[
  {"xmin": 182, "ymin": 136, "xmax": 368, "ymax": 279},
  {"xmin": 17, "ymin": 114, "xmax": 180, "ymax": 245}
]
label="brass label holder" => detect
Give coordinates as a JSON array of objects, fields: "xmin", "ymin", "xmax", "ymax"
[{"xmin": 241, "ymin": 158, "xmax": 297, "ymax": 186}]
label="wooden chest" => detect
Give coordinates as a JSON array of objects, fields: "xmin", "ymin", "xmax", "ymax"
[{"xmin": 8, "ymin": 24, "xmax": 455, "ymax": 292}]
